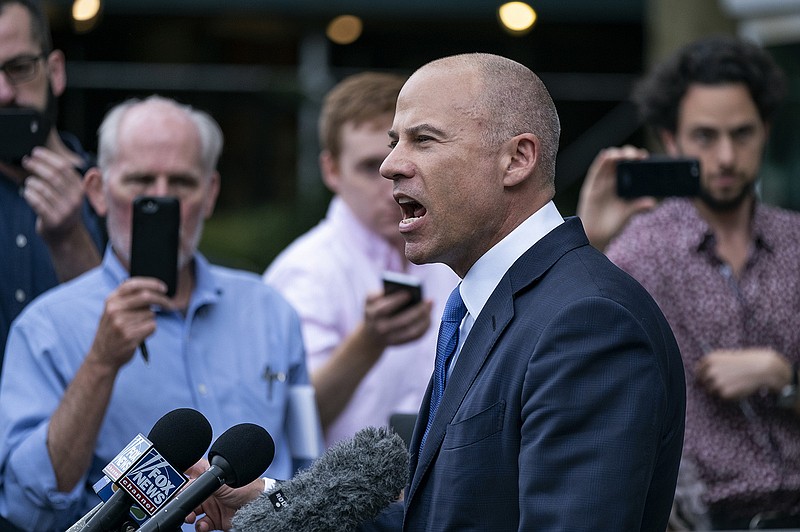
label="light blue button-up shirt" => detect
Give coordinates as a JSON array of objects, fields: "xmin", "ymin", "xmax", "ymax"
[{"xmin": 0, "ymin": 247, "xmax": 311, "ymax": 531}]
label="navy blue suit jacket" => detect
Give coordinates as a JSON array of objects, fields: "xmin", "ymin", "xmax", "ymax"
[{"xmin": 366, "ymin": 217, "xmax": 686, "ymax": 531}]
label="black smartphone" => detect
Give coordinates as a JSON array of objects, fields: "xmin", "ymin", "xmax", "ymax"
[
  {"xmin": 616, "ymin": 157, "xmax": 701, "ymax": 198},
  {"xmin": 382, "ymin": 271, "xmax": 423, "ymax": 312},
  {"xmin": 130, "ymin": 196, "xmax": 180, "ymax": 297},
  {"xmin": 0, "ymin": 108, "xmax": 50, "ymax": 162}
]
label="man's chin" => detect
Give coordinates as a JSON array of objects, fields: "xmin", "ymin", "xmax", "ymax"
[
  {"xmin": 402, "ymin": 244, "xmax": 429, "ymax": 266},
  {"xmin": 698, "ymin": 185, "xmax": 755, "ymax": 213}
]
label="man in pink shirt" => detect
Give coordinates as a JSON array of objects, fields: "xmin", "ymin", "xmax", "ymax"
[{"xmin": 264, "ymin": 72, "xmax": 458, "ymax": 447}]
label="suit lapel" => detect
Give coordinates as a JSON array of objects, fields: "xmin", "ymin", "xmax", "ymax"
[{"xmin": 405, "ymin": 217, "xmax": 589, "ymax": 504}]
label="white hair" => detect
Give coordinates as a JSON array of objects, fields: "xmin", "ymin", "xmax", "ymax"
[{"xmin": 96, "ymin": 95, "xmax": 224, "ymax": 177}]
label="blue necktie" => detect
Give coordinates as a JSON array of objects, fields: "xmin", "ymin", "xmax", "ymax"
[{"xmin": 421, "ymin": 285, "xmax": 467, "ymax": 451}]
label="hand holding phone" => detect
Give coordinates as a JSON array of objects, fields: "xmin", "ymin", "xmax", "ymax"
[
  {"xmin": 0, "ymin": 108, "xmax": 50, "ymax": 162},
  {"xmin": 382, "ymin": 271, "xmax": 423, "ymax": 313},
  {"xmin": 129, "ymin": 196, "xmax": 180, "ymax": 363}
]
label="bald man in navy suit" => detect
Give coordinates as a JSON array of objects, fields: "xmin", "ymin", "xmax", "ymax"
[{"xmin": 371, "ymin": 52, "xmax": 686, "ymax": 531}]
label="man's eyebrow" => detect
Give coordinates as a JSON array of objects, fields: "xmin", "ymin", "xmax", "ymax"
[
  {"xmin": 121, "ymin": 171, "xmax": 153, "ymax": 180},
  {"xmin": 389, "ymin": 124, "xmax": 447, "ymax": 139},
  {"xmin": 408, "ymin": 124, "xmax": 446, "ymax": 137}
]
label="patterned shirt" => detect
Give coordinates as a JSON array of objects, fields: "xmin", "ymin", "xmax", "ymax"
[{"xmin": 606, "ymin": 198, "xmax": 800, "ymax": 519}]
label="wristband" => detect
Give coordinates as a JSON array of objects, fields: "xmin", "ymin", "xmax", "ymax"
[
  {"xmin": 778, "ymin": 361, "xmax": 798, "ymax": 409},
  {"xmin": 262, "ymin": 477, "xmax": 277, "ymax": 492}
]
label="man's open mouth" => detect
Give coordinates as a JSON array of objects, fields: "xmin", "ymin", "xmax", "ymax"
[{"xmin": 398, "ymin": 197, "xmax": 427, "ymax": 223}]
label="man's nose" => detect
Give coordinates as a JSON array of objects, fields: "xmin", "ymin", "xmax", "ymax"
[
  {"xmin": 147, "ymin": 178, "xmax": 171, "ymax": 196},
  {"xmin": 0, "ymin": 72, "xmax": 17, "ymax": 105},
  {"xmin": 380, "ymin": 148, "xmax": 411, "ymax": 181},
  {"xmin": 715, "ymin": 136, "xmax": 736, "ymax": 167}
]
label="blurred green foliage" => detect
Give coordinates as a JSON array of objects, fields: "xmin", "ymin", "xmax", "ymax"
[{"xmin": 199, "ymin": 198, "xmax": 328, "ymax": 274}]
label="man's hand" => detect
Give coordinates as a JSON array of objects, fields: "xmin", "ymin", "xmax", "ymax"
[
  {"xmin": 362, "ymin": 290, "xmax": 432, "ymax": 349},
  {"xmin": 312, "ymin": 290, "xmax": 434, "ymax": 428},
  {"xmin": 22, "ymin": 147, "xmax": 85, "ymax": 241},
  {"xmin": 20, "ymin": 146, "xmax": 101, "ymax": 280},
  {"xmin": 696, "ymin": 348, "xmax": 792, "ymax": 400},
  {"xmin": 184, "ymin": 460, "xmax": 264, "ymax": 532},
  {"xmin": 576, "ymin": 146, "xmax": 657, "ymax": 252},
  {"xmin": 87, "ymin": 277, "xmax": 173, "ymax": 369}
]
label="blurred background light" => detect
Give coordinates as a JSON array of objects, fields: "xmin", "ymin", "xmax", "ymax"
[
  {"xmin": 72, "ymin": 0, "xmax": 100, "ymax": 21},
  {"xmin": 498, "ymin": 1, "xmax": 537, "ymax": 35},
  {"xmin": 71, "ymin": 0, "xmax": 101, "ymax": 32},
  {"xmin": 326, "ymin": 14, "xmax": 363, "ymax": 45}
]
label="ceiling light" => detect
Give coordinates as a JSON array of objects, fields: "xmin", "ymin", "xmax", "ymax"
[
  {"xmin": 498, "ymin": 2, "xmax": 537, "ymax": 35},
  {"xmin": 327, "ymin": 15, "xmax": 363, "ymax": 45}
]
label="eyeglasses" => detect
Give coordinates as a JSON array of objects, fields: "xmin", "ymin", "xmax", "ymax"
[{"xmin": 0, "ymin": 54, "xmax": 46, "ymax": 85}]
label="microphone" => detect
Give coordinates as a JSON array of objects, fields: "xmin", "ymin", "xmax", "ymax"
[
  {"xmin": 139, "ymin": 423, "xmax": 275, "ymax": 532},
  {"xmin": 66, "ymin": 502, "xmax": 103, "ymax": 532},
  {"xmin": 78, "ymin": 408, "xmax": 212, "ymax": 532},
  {"xmin": 232, "ymin": 426, "xmax": 409, "ymax": 532}
]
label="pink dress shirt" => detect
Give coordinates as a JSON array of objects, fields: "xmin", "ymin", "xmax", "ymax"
[{"xmin": 264, "ymin": 196, "xmax": 459, "ymax": 447}]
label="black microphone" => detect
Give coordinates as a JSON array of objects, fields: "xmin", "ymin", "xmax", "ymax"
[
  {"xmin": 232, "ymin": 426, "xmax": 409, "ymax": 532},
  {"xmin": 139, "ymin": 423, "xmax": 275, "ymax": 532},
  {"xmin": 78, "ymin": 408, "xmax": 212, "ymax": 532}
]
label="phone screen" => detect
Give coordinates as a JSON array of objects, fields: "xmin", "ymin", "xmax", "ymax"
[
  {"xmin": 616, "ymin": 157, "xmax": 700, "ymax": 198},
  {"xmin": 0, "ymin": 108, "xmax": 50, "ymax": 162},
  {"xmin": 129, "ymin": 196, "xmax": 180, "ymax": 297},
  {"xmin": 383, "ymin": 271, "xmax": 422, "ymax": 312},
  {"xmin": 382, "ymin": 271, "xmax": 423, "ymax": 313}
]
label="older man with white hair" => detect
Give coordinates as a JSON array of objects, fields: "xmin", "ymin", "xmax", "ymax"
[{"xmin": 0, "ymin": 96, "xmax": 316, "ymax": 531}]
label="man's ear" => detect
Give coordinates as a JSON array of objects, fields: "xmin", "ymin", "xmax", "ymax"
[
  {"xmin": 319, "ymin": 150, "xmax": 341, "ymax": 194},
  {"xmin": 203, "ymin": 171, "xmax": 221, "ymax": 219},
  {"xmin": 83, "ymin": 167, "xmax": 107, "ymax": 216},
  {"xmin": 658, "ymin": 129, "xmax": 680, "ymax": 157},
  {"xmin": 46, "ymin": 50, "xmax": 67, "ymax": 98},
  {"xmin": 502, "ymin": 133, "xmax": 538, "ymax": 188}
]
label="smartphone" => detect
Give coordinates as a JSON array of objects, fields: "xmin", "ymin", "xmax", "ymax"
[
  {"xmin": 130, "ymin": 196, "xmax": 180, "ymax": 297},
  {"xmin": 382, "ymin": 271, "xmax": 423, "ymax": 312},
  {"xmin": 616, "ymin": 157, "xmax": 701, "ymax": 198},
  {"xmin": 0, "ymin": 108, "xmax": 50, "ymax": 162}
]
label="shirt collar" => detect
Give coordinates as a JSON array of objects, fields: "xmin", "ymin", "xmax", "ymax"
[
  {"xmin": 750, "ymin": 202, "xmax": 774, "ymax": 253},
  {"xmin": 460, "ymin": 200, "xmax": 564, "ymax": 320},
  {"xmin": 100, "ymin": 246, "xmax": 222, "ymax": 311},
  {"xmin": 674, "ymin": 198, "xmax": 774, "ymax": 255}
]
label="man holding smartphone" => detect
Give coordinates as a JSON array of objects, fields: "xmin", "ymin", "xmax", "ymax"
[
  {"xmin": 0, "ymin": 96, "xmax": 316, "ymax": 531},
  {"xmin": 264, "ymin": 73, "xmax": 458, "ymax": 448},
  {"xmin": 578, "ymin": 36, "xmax": 800, "ymax": 529},
  {"xmin": 0, "ymin": 0, "xmax": 104, "ymax": 375}
]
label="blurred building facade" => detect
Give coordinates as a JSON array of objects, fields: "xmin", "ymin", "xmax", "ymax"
[{"xmin": 43, "ymin": 0, "xmax": 800, "ymax": 269}]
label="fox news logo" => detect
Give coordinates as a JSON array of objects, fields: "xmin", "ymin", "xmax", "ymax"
[
  {"xmin": 102, "ymin": 434, "xmax": 152, "ymax": 482},
  {"xmin": 119, "ymin": 448, "xmax": 187, "ymax": 515}
]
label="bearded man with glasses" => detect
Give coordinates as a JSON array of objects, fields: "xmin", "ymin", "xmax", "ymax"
[
  {"xmin": 0, "ymin": 52, "xmax": 45, "ymax": 83},
  {"xmin": 0, "ymin": 0, "xmax": 104, "ymax": 383}
]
